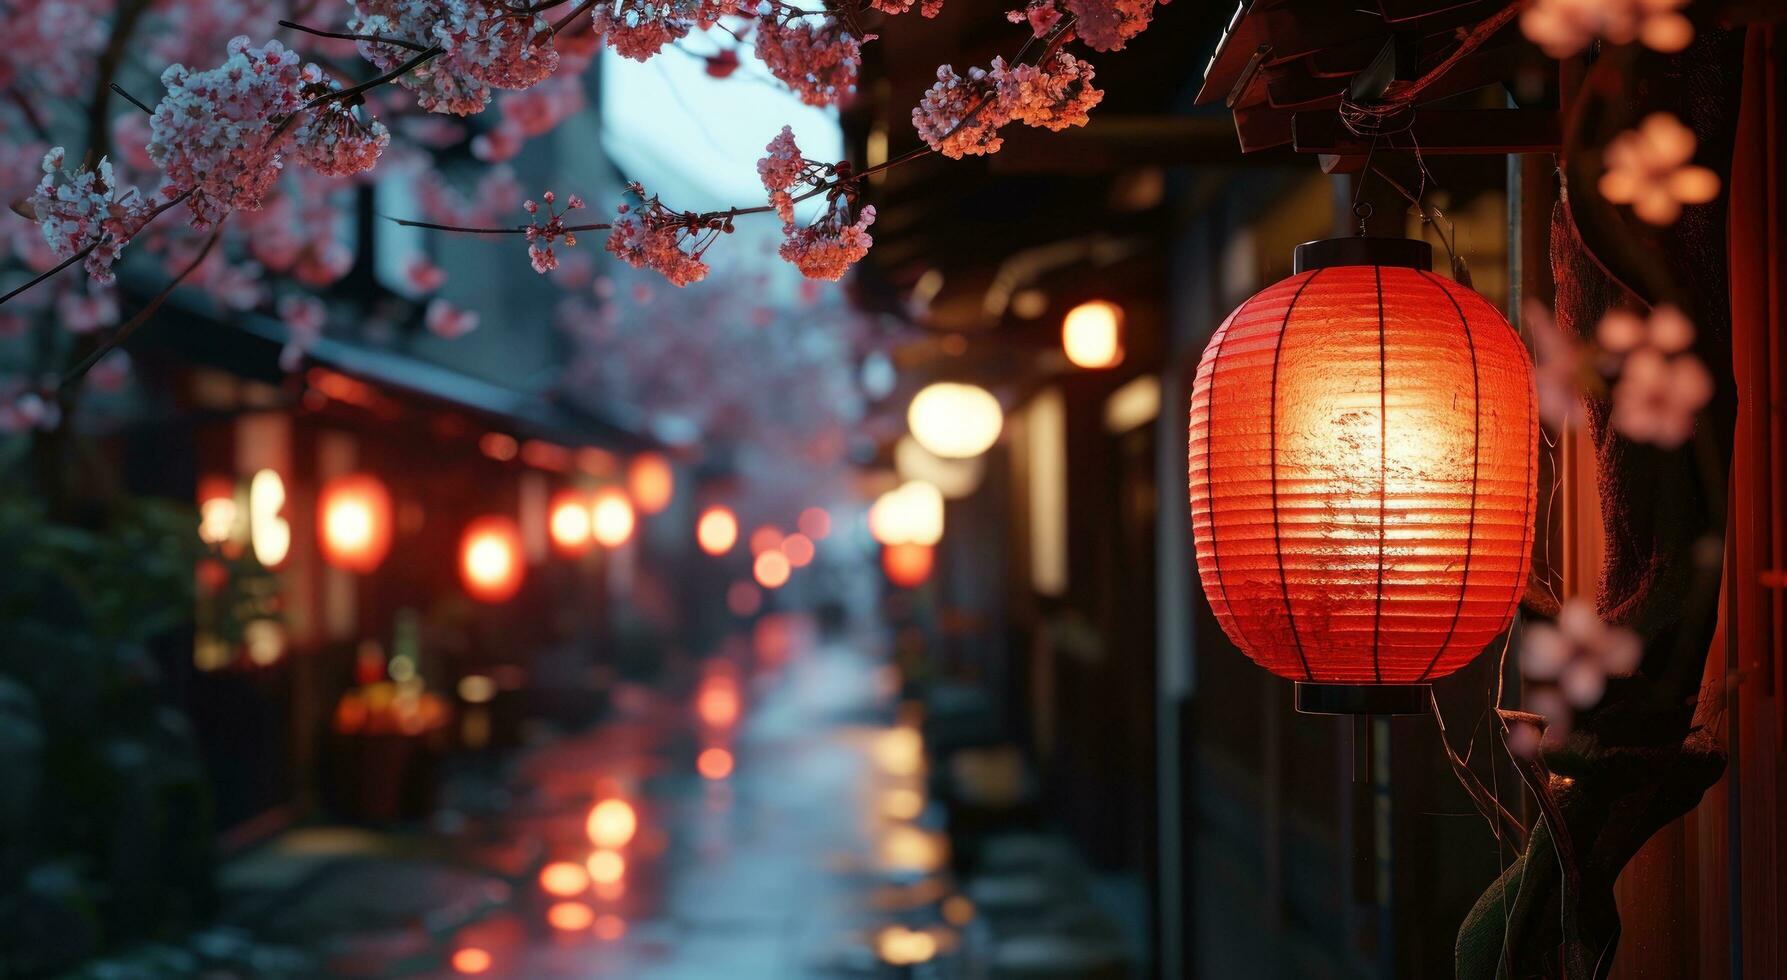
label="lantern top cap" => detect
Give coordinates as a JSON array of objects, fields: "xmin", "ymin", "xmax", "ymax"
[{"xmin": 1293, "ymin": 237, "xmax": 1433, "ymax": 273}]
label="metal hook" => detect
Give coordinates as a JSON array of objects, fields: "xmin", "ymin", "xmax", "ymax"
[{"xmin": 1353, "ymin": 202, "xmax": 1373, "ymax": 237}]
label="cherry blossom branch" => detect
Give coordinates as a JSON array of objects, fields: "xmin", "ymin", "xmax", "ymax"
[
  {"xmin": 278, "ymin": 19, "xmax": 434, "ymax": 53},
  {"xmin": 1430, "ymin": 689, "xmax": 1528, "ymax": 850},
  {"xmin": 62, "ymin": 228, "xmax": 219, "ymax": 386},
  {"xmin": 1, "ymin": 189, "xmax": 193, "ymax": 307},
  {"xmin": 109, "ymin": 83, "xmax": 153, "ymax": 116},
  {"xmin": 7, "ymin": 88, "xmax": 50, "ymax": 140}
]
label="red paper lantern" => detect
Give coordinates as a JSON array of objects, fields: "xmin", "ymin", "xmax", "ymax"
[
  {"xmin": 460, "ymin": 516, "xmax": 525, "ymax": 603},
  {"xmin": 1188, "ymin": 239, "xmax": 1536, "ymax": 713},
  {"xmin": 317, "ymin": 473, "xmax": 393, "ymax": 573}
]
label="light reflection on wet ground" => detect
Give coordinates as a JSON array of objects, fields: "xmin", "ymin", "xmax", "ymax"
[{"xmin": 412, "ymin": 625, "xmax": 953, "ymax": 978}]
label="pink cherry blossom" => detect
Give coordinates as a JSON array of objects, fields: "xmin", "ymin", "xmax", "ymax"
[
  {"xmin": 603, "ymin": 185, "xmax": 714, "ymax": 287},
  {"xmin": 148, "ymin": 36, "xmax": 313, "ymax": 229},
  {"xmin": 1597, "ymin": 304, "xmax": 1713, "ymax": 448},
  {"xmin": 523, "ymin": 190, "xmax": 586, "ymax": 273},
  {"xmin": 1524, "ymin": 299, "xmax": 1589, "ymax": 428},
  {"xmin": 1599, "ymin": 112, "xmax": 1721, "ymax": 226},
  {"xmin": 29, "ymin": 150, "xmax": 159, "ymax": 285},
  {"xmin": 471, "ymin": 123, "xmax": 524, "ymax": 162},
  {"xmin": 914, "ymin": 53, "xmax": 1104, "ymax": 158},
  {"xmin": 1006, "ymin": 1, "xmax": 1063, "ymax": 37},
  {"xmin": 0, "ymin": 383, "xmax": 61, "ymax": 434},
  {"xmin": 1062, "ymin": 0, "xmax": 1159, "ymax": 52},
  {"xmin": 779, "ymin": 205, "xmax": 875, "ymax": 281},
  {"xmin": 293, "ymin": 79, "xmax": 393, "ymax": 178},
  {"xmin": 1520, "ymin": 0, "xmax": 1693, "ymax": 59},
  {"xmin": 56, "ymin": 284, "xmax": 120, "ymax": 334},
  {"xmin": 426, "ymin": 298, "xmax": 481, "ymax": 338},
  {"xmin": 1520, "ymin": 597, "xmax": 1643, "ymax": 713},
  {"xmin": 755, "ymin": 18, "xmax": 865, "ymax": 108},
  {"xmin": 404, "ymin": 255, "xmax": 448, "ymax": 294},
  {"xmin": 87, "ymin": 349, "xmax": 132, "ymax": 393},
  {"xmin": 0, "ymin": 0, "xmax": 108, "ymax": 99},
  {"xmin": 913, "ymin": 64, "xmax": 1005, "ymax": 158}
]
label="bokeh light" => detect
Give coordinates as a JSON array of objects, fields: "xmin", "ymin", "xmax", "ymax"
[
  {"xmin": 781, "ymin": 532, "xmax": 815, "ymax": 568},
  {"xmin": 460, "ymin": 516, "xmax": 524, "ymax": 602},
  {"xmin": 450, "ymin": 947, "xmax": 492, "ymax": 975},
  {"xmin": 547, "ymin": 901, "xmax": 595, "ymax": 931},
  {"xmin": 590, "ymin": 489, "xmax": 636, "ymax": 547},
  {"xmin": 748, "ymin": 525, "xmax": 784, "ymax": 556},
  {"xmin": 586, "ymin": 798, "xmax": 638, "ymax": 849},
  {"xmin": 754, "ymin": 550, "xmax": 791, "ymax": 589},
  {"xmin": 626, "ymin": 452, "xmax": 675, "ymax": 514},
  {"xmin": 586, "ymin": 849, "xmax": 627, "ymax": 885},
  {"xmin": 882, "ymin": 542, "xmax": 935, "ymax": 589},
  {"xmin": 317, "ymin": 473, "xmax": 392, "ymax": 573},
  {"xmin": 877, "ymin": 925, "xmax": 939, "ymax": 966},
  {"xmin": 1062, "ymin": 299, "xmax": 1125, "ymax": 369},
  {"xmin": 895, "ymin": 435, "xmax": 984, "ymax": 499},
  {"xmin": 797, "ymin": 506, "xmax": 831, "ymax": 540},
  {"xmin": 908, "ymin": 382, "xmax": 1002, "ymax": 459},
  {"xmin": 539, "ymin": 860, "xmax": 591, "ymax": 897},
  {"xmin": 549, "ymin": 490, "xmax": 593, "ymax": 554},
  {"xmin": 868, "ymin": 481, "xmax": 944, "ymax": 546},
  {"xmin": 594, "ymin": 914, "xmax": 627, "ymax": 941},
  {"xmin": 697, "ymin": 746, "xmax": 735, "ymax": 780},
  {"xmin": 696, "ymin": 505, "xmax": 739, "ymax": 555},
  {"xmin": 727, "ymin": 580, "xmax": 762, "ymax": 616}
]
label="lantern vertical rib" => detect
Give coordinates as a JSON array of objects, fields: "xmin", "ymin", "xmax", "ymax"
[
  {"xmin": 1194, "ymin": 291, "xmax": 1264, "ymax": 660},
  {"xmin": 1269, "ymin": 268, "xmax": 1325, "ymax": 683},
  {"xmin": 1416, "ymin": 270, "xmax": 1483, "ymax": 682},
  {"xmin": 1372, "ymin": 264, "xmax": 1388, "ymax": 684}
]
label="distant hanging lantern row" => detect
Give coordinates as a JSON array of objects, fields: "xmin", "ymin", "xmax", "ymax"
[
  {"xmin": 461, "ymin": 516, "xmax": 525, "ymax": 603},
  {"xmin": 1062, "ymin": 299, "xmax": 1125, "ymax": 369},
  {"xmin": 318, "ymin": 473, "xmax": 393, "ymax": 573},
  {"xmin": 548, "ymin": 489, "xmax": 594, "ymax": 555},
  {"xmin": 1188, "ymin": 238, "xmax": 1537, "ymax": 714}
]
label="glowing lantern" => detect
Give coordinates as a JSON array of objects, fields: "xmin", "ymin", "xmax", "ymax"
[
  {"xmin": 248, "ymin": 469, "xmax": 290, "ymax": 568},
  {"xmin": 697, "ymin": 746, "xmax": 735, "ymax": 780},
  {"xmin": 1188, "ymin": 238, "xmax": 1536, "ymax": 714},
  {"xmin": 590, "ymin": 488, "xmax": 635, "ymax": 547},
  {"xmin": 781, "ymin": 532, "xmax": 815, "ymax": 568},
  {"xmin": 317, "ymin": 474, "xmax": 393, "ymax": 573},
  {"xmin": 696, "ymin": 505, "xmax": 738, "ymax": 555},
  {"xmin": 627, "ymin": 452, "xmax": 675, "ymax": 514},
  {"xmin": 908, "ymin": 382, "xmax": 1002, "ymax": 459},
  {"xmin": 547, "ymin": 902, "xmax": 595, "ymax": 931},
  {"xmin": 883, "ymin": 542, "xmax": 935, "ymax": 589},
  {"xmin": 1062, "ymin": 299, "xmax": 1125, "ymax": 369},
  {"xmin": 586, "ymin": 798, "xmax": 638, "ymax": 848},
  {"xmin": 197, "ymin": 476, "xmax": 238, "ymax": 547},
  {"xmin": 753, "ymin": 550, "xmax": 791, "ymax": 589},
  {"xmin": 869, "ymin": 481, "xmax": 944, "ymax": 547},
  {"xmin": 548, "ymin": 490, "xmax": 593, "ymax": 554},
  {"xmin": 460, "ymin": 516, "xmax": 524, "ymax": 603},
  {"xmin": 895, "ymin": 435, "xmax": 983, "ymax": 499},
  {"xmin": 539, "ymin": 861, "xmax": 591, "ymax": 897}
]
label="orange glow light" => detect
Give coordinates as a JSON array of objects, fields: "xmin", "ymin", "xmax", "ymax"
[
  {"xmin": 593, "ymin": 914, "xmax": 626, "ymax": 941},
  {"xmin": 696, "ymin": 505, "xmax": 739, "ymax": 556},
  {"xmin": 882, "ymin": 542, "xmax": 935, "ymax": 589},
  {"xmin": 460, "ymin": 516, "xmax": 525, "ymax": 602},
  {"xmin": 797, "ymin": 506, "xmax": 831, "ymax": 540},
  {"xmin": 696, "ymin": 676, "xmax": 741, "ymax": 729},
  {"xmin": 1062, "ymin": 299, "xmax": 1125, "ymax": 369},
  {"xmin": 547, "ymin": 901, "xmax": 595, "ymax": 932},
  {"xmin": 781, "ymin": 532, "xmax": 815, "ymax": 568},
  {"xmin": 627, "ymin": 453, "xmax": 675, "ymax": 514},
  {"xmin": 697, "ymin": 746, "xmax": 735, "ymax": 780},
  {"xmin": 548, "ymin": 490, "xmax": 593, "ymax": 554},
  {"xmin": 317, "ymin": 474, "xmax": 393, "ymax": 573},
  {"xmin": 450, "ymin": 947, "xmax": 493, "ymax": 975},
  {"xmin": 479, "ymin": 432, "xmax": 518, "ymax": 461},
  {"xmin": 585, "ymin": 798, "xmax": 638, "ymax": 849},
  {"xmin": 727, "ymin": 581, "xmax": 762, "ymax": 617},
  {"xmin": 539, "ymin": 860, "xmax": 591, "ymax": 897},
  {"xmin": 748, "ymin": 525, "xmax": 783, "ymax": 556},
  {"xmin": 586, "ymin": 849, "xmax": 627, "ymax": 886},
  {"xmin": 753, "ymin": 550, "xmax": 791, "ymax": 589},
  {"xmin": 590, "ymin": 489, "xmax": 635, "ymax": 547}
]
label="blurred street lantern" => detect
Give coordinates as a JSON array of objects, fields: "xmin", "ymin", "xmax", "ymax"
[
  {"xmin": 1189, "ymin": 240, "xmax": 1537, "ymax": 714},
  {"xmin": 1062, "ymin": 299, "xmax": 1126, "ymax": 369},
  {"xmin": 754, "ymin": 549, "xmax": 792, "ymax": 589},
  {"xmin": 450, "ymin": 948, "xmax": 493, "ymax": 975},
  {"xmin": 317, "ymin": 474, "xmax": 393, "ymax": 573},
  {"xmin": 197, "ymin": 475, "xmax": 239, "ymax": 549},
  {"xmin": 696, "ymin": 505, "xmax": 739, "ymax": 555},
  {"xmin": 248, "ymin": 469, "xmax": 291, "ymax": 568},
  {"xmin": 869, "ymin": 481, "xmax": 944, "ymax": 547},
  {"xmin": 547, "ymin": 901, "xmax": 595, "ymax": 931},
  {"xmin": 586, "ymin": 849, "xmax": 626, "ymax": 886},
  {"xmin": 539, "ymin": 861, "xmax": 591, "ymax": 898},
  {"xmin": 460, "ymin": 516, "xmax": 525, "ymax": 603},
  {"xmin": 586, "ymin": 798, "xmax": 639, "ymax": 849},
  {"xmin": 626, "ymin": 452, "xmax": 675, "ymax": 514},
  {"xmin": 907, "ymin": 382, "xmax": 1002, "ymax": 459},
  {"xmin": 882, "ymin": 542, "xmax": 935, "ymax": 589},
  {"xmin": 781, "ymin": 532, "xmax": 815, "ymax": 568},
  {"xmin": 548, "ymin": 490, "xmax": 594, "ymax": 554},
  {"xmin": 590, "ymin": 488, "xmax": 636, "ymax": 547},
  {"xmin": 895, "ymin": 435, "xmax": 983, "ymax": 499},
  {"xmin": 697, "ymin": 746, "xmax": 735, "ymax": 780},
  {"xmin": 877, "ymin": 925, "xmax": 939, "ymax": 966}
]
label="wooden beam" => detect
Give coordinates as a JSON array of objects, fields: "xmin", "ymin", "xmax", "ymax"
[{"xmin": 1291, "ymin": 107, "xmax": 1560, "ymax": 157}]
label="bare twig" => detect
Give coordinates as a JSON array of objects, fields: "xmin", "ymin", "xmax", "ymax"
[
  {"xmin": 279, "ymin": 19, "xmax": 432, "ymax": 52},
  {"xmin": 62, "ymin": 230, "xmax": 219, "ymax": 386},
  {"xmin": 1431, "ymin": 690, "xmax": 1528, "ymax": 849},
  {"xmin": 110, "ymin": 82, "xmax": 153, "ymax": 115},
  {"xmin": 1496, "ymin": 709, "xmax": 1589, "ymax": 980}
]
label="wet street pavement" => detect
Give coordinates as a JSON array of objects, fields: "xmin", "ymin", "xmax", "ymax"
[{"xmin": 218, "ymin": 619, "xmax": 963, "ymax": 978}]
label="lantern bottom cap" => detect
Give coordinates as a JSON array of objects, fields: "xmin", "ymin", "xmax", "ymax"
[{"xmin": 1294, "ymin": 682, "xmax": 1432, "ymax": 716}]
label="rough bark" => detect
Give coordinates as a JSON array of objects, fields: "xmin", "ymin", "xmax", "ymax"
[{"xmin": 1455, "ymin": 26, "xmax": 1747, "ymax": 980}]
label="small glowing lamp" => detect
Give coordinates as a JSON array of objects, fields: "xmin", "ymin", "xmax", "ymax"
[
  {"xmin": 590, "ymin": 488, "xmax": 635, "ymax": 547},
  {"xmin": 1062, "ymin": 299, "xmax": 1125, "ymax": 369},
  {"xmin": 908, "ymin": 382, "xmax": 1002, "ymax": 459},
  {"xmin": 586, "ymin": 849, "xmax": 626, "ymax": 885},
  {"xmin": 586, "ymin": 798, "xmax": 638, "ymax": 849},
  {"xmin": 697, "ymin": 746, "xmax": 735, "ymax": 780},
  {"xmin": 696, "ymin": 505, "xmax": 739, "ymax": 555},
  {"xmin": 539, "ymin": 861, "xmax": 591, "ymax": 897},
  {"xmin": 547, "ymin": 902, "xmax": 595, "ymax": 932},
  {"xmin": 318, "ymin": 474, "xmax": 393, "ymax": 573},
  {"xmin": 548, "ymin": 490, "xmax": 593, "ymax": 554},
  {"xmin": 460, "ymin": 516, "xmax": 524, "ymax": 603},
  {"xmin": 754, "ymin": 550, "xmax": 791, "ymax": 589},
  {"xmin": 626, "ymin": 452, "xmax": 675, "ymax": 514},
  {"xmin": 869, "ymin": 481, "xmax": 944, "ymax": 547}
]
